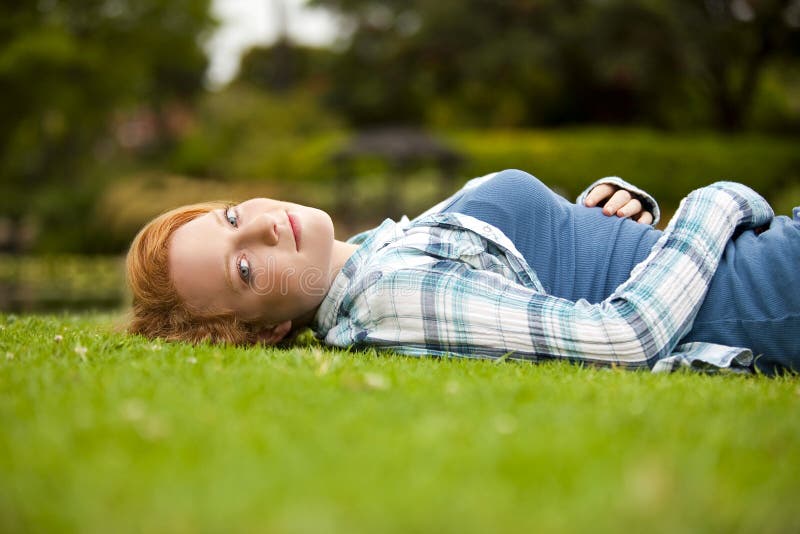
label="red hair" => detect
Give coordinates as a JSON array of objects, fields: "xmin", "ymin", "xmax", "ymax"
[{"xmin": 126, "ymin": 202, "xmax": 261, "ymax": 344}]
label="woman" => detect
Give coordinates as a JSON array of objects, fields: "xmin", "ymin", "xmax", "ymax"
[{"xmin": 127, "ymin": 169, "xmax": 799, "ymax": 374}]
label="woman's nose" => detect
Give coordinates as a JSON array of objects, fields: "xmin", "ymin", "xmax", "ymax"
[{"xmin": 239, "ymin": 212, "xmax": 280, "ymax": 246}]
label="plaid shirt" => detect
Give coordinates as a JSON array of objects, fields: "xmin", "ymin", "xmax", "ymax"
[{"xmin": 313, "ymin": 176, "xmax": 773, "ymax": 372}]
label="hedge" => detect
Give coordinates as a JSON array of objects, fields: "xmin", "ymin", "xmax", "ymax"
[{"xmin": 448, "ymin": 128, "xmax": 800, "ymax": 214}]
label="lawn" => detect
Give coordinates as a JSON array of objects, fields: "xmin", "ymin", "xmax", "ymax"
[{"xmin": 1, "ymin": 313, "xmax": 798, "ymax": 533}]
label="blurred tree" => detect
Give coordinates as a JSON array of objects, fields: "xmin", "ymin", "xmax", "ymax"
[
  {"xmin": 665, "ymin": 0, "xmax": 800, "ymax": 130},
  {"xmin": 237, "ymin": 39, "xmax": 336, "ymax": 93},
  {"xmin": 236, "ymin": 0, "xmax": 336, "ymax": 94},
  {"xmin": 309, "ymin": 0, "xmax": 800, "ymax": 130},
  {"xmin": 311, "ymin": 0, "xmax": 568, "ymax": 126},
  {"xmin": 169, "ymin": 84, "xmax": 343, "ymax": 181},
  {"xmin": 0, "ymin": 0, "xmax": 214, "ymax": 252}
]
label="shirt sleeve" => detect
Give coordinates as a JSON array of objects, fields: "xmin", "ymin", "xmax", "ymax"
[
  {"xmin": 355, "ymin": 182, "xmax": 773, "ymax": 369},
  {"xmin": 576, "ymin": 176, "xmax": 661, "ymax": 227}
]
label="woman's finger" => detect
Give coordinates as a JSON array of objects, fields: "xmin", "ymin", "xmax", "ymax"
[
  {"xmin": 635, "ymin": 211, "xmax": 654, "ymax": 225},
  {"xmin": 616, "ymin": 198, "xmax": 642, "ymax": 218},
  {"xmin": 584, "ymin": 184, "xmax": 617, "ymax": 207},
  {"xmin": 603, "ymin": 189, "xmax": 632, "ymax": 215}
]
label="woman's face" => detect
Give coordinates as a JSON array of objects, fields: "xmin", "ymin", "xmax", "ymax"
[{"xmin": 168, "ymin": 198, "xmax": 336, "ymax": 326}]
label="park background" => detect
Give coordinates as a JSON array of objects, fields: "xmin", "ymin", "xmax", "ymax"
[
  {"xmin": 1, "ymin": 0, "xmax": 799, "ymax": 311},
  {"xmin": 3, "ymin": 2, "xmax": 800, "ymax": 533}
]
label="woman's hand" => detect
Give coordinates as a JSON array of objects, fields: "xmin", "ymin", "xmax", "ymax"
[{"xmin": 583, "ymin": 183, "xmax": 654, "ymax": 225}]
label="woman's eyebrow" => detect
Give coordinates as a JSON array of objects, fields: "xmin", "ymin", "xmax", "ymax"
[{"xmin": 212, "ymin": 209, "xmax": 237, "ymax": 294}]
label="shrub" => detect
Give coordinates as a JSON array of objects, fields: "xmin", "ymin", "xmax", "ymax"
[{"xmin": 448, "ymin": 128, "xmax": 800, "ymax": 214}]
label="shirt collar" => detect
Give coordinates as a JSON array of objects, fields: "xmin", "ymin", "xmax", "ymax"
[
  {"xmin": 312, "ymin": 211, "xmax": 545, "ymax": 335},
  {"xmin": 410, "ymin": 213, "xmax": 544, "ymax": 292},
  {"xmin": 313, "ymin": 218, "xmax": 401, "ymax": 335}
]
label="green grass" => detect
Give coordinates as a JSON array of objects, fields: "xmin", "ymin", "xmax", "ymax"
[{"xmin": 1, "ymin": 313, "xmax": 799, "ymax": 534}]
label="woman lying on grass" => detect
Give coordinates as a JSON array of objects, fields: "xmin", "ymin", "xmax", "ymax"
[{"xmin": 127, "ymin": 169, "xmax": 799, "ymax": 374}]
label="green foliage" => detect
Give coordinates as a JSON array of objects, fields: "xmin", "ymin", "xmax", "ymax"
[
  {"xmin": 95, "ymin": 128, "xmax": 800, "ymax": 253},
  {"xmin": 309, "ymin": 0, "xmax": 800, "ymax": 130},
  {"xmin": 450, "ymin": 128, "xmax": 800, "ymax": 215},
  {"xmin": 169, "ymin": 85, "xmax": 345, "ymax": 182},
  {"xmin": 0, "ymin": 255, "xmax": 125, "ymax": 312},
  {"xmin": 0, "ymin": 0, "xmax": 214, "ymax": 251},
  {"xmin": 237, "ymin": 40, "xmax": 338, "ymax": 93},
  {"xmin": 172, "ymin": 122, "xmax": 800, "ymax": 215},
  {"xmin": 1, "ymin": 313, "xmax": 799, "ymax": 533},
  {"xmin": 4, "ymin": 0, "xmax": 799, "ymax": 255},
  {"xmin": 749, "ymin": 60, "xmax": 800, "ymax": 133}
]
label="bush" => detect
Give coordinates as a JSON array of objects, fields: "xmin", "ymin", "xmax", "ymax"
[
  {"xmin": 169, "ymin": 85, "xmax": 345, "ymax": 182},
  {"xmin": 93, "ymin": 128, "xmax": 800, "ymax": 254},
  {"xmin": 448, "ymin": 128, "xmax": 800, "ymax": 214}
]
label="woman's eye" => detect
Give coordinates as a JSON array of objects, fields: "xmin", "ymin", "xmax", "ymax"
[
  {"xmin": 237, "ymin": 256, "xmax": 251, "ymax": 282},
  {"xmin": 225, "ymin": 207, "xmax": 239, "ymax": 228}
]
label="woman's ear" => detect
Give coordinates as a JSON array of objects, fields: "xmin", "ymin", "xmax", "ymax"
[{"xmin": 255, "ymin": 320, "xmax": 292, "ymax": 345}]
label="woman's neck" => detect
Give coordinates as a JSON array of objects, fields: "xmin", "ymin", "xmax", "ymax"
[{"xmin": 294, "ymin": 239, "xmax": 359, "ymax": 330}]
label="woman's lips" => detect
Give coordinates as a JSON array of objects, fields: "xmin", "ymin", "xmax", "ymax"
[{"xmin": 287, "ymin": 211, "xmax": 301, "ymax": 251}]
